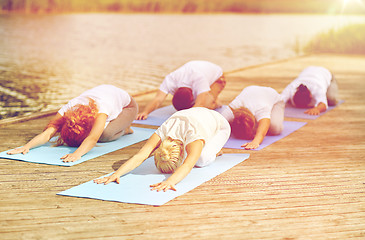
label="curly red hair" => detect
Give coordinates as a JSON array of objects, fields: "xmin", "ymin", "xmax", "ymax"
[
  {"xmin": 47, "ymin": 98, "xmax": 99, "ymax": 147},
  {"xmin": 230, "ymin": 107, "xmax": 257, "ymax": 140}
]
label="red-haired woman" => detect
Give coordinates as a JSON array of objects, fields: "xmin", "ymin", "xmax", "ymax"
[
  {"xmin": 7, "ymin": 85, "xmax": 138, "ymax": 162},
  {"xmin": 218, "ymin": 86, "xmax": 284, "ymax": 150}
]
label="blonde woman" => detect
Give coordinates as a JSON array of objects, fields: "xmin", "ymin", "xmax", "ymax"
[{"xmin": 94, "ymin": 107, "xmax": 231, "ymax": 192}]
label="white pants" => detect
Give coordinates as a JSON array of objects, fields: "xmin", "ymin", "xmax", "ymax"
[
  {"xmin": 195, "ymin": 117, "xmax": 231, "ymax": 167},
  {"xmin": 268, "ymin": 100, "xmax": 285, "ymax": 136},
  {"xmin": 327, "ymin": 75, "xmax": 339, "ymax": 106}
]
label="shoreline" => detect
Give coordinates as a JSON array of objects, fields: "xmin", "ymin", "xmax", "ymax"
[
  {"xmin": 2, "ymin": 11, "xmax": 365, "ymax": 16},
  {"xmin": 0, "ymin": 54, "xmax": 301, "ymax": 126}
]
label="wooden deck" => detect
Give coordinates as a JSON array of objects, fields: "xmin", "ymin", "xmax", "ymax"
[{"xmin": 0, "ymin": 54, "xmax": 364, "ymax": 239}]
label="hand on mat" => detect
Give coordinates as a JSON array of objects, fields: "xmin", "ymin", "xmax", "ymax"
[
  {"xmin": 305, "ymin": 107, "xmax": 320, "ymax": 115},
  {"xmin": 94, "ymin": 174, "xmax": 120, "ymax": 185},
  {"xmin": 61, "ymin": 153, "xmax": 81, "ymax": 162},
  {"xmin": 150, "ymin": 181, "xmax": 176, "ymax": 192},
  {"xmin": 7, "ymin": 146, "xmax": 29, "ymax": 155},
  {"xmin": 136, "ymin": 112, "xmax": 148, "ymax": 120},
  {"xmin": 241, "ymin": 141, "xmax": 259, "ymax": 150}
]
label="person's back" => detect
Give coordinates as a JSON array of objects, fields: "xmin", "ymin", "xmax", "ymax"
[
  {"xmin": 136, "ymin": 60, "xmax": 225, "ymax": 120},
  {"xmin": 162, "ymin": 60, "xmax": 223, "ymax": 97}
]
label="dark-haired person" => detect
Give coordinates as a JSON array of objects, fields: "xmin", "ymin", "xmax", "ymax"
[
  {"xmin": 281, "ymin": 66, "xmax": 339, "ymax": 115},
  {"xmin": 7, "ymin": 85, "xmax": 138, "ymax": 162},
  {"xmin": 136, "ymin": 60, "xmax": 225, "ymax": 120},
  {"xmin": 218, "ymin": 86, "xmax": 284, "ymax": 150}
]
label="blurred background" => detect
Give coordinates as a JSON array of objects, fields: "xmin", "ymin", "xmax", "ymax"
[{"xmin": 0, "ymin": 0, "xmax": 364, "ymax": 119}]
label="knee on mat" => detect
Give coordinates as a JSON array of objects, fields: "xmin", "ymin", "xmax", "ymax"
[
  {"xmin": 327, "ymin": 98, "xmax": 338, "ymax": 107},
  {"xmin": 268, "ymin": 124, "xmax": 283, "ymax": 136},
  {"xmin": 195, "ymin": 152, "xmax": 215, "ymax": 168},
  {"xmin": 99, "ymin": 130, "xmax": 121, "ymax": 143}
]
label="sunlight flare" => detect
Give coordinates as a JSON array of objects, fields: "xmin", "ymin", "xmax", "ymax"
[{"xmin": 341, "ymin": 0, "xmax": 365, "ymax": 13}]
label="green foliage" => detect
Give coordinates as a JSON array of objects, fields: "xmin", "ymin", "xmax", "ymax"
[
  {"xmin": 1, "ymin": 0, "xmax": 364, "ymax": 14},
  {"xmin": 304, "ymin": 23, "xmax": 365, "ymax": 55}
]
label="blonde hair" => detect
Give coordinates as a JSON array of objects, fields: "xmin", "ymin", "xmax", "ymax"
[{"xmin": 154, "ymin": 137, "xmax": 184, "ymax": 173}]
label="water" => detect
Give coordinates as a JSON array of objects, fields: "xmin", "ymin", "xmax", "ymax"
[{"xmin": 0, "ymin": 13, "xmax": 364, "ymax": 119}]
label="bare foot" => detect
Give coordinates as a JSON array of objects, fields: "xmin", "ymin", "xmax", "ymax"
[
  {"xmin": 124, "ymin": 127, "xmax": 134, "ymax": 135},
  {"xmin": 216, "ymin": 149, "xmax": 223, "ymax": 157}
]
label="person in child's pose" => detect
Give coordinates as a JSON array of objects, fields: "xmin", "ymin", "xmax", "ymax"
[
  {"xmin": 94, "ymin": 107, "xmax": 231, "ymax": 192},
  {"xmin": 7, "ymin": 84, "xmax": 138, "ymax": 162},
  {"xmin": 281, "ymin": 66, "xmax": 339, "ymax": 115},
  {"xmin": 136, "ymin": 60, "xmax": 226, "ymax": 120},
  {"xmin": 218, "ymin": 85, "xmax": 284, "ymax": 150}
]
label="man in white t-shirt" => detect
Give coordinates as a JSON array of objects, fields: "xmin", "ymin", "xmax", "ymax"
[
  {"xmin": 136, "ymin": 60, "xmax": 225, "ymax": 120},
  {"xmin": 281, "ymin": 66, "xmax": 339, "ymax": 115}
]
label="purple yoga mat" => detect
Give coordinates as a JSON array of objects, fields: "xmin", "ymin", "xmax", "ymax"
[
  {"xmin": 224, "ymin": 121, "xmax": 307, "ymax": 150},
  {"xmin": 284, "ymin": 100, "xmax": 344, "ymax": 120}
]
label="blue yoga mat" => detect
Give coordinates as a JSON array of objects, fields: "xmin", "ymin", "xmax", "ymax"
[
  {"xmin": 133, "ymin": 105, "xmax": 176, "ymax": 126},
  {"xmin": 224, "ymin": 121, "xmax": 307, "ymax": 150},
  {"xmin": 284, "ymin": 100, "xmax": 344, "ymax": 120},
  {"xmin": 133, "ymin": 105, "xmax": 226, "ymax": 127},
  {"xmin": 0, "ymin": 127, "xmax": 155, "ymax": 166},
  {"xmin": 57, "ymin": 153, "xmax": 250, "ymax": 206}
]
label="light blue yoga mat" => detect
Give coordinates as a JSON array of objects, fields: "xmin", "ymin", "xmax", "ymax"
[
  {"xmin": 224, "ymin": 121, "xmax": 307, "ymax": 150},
  {"xmin": 284, "ymin": 100, "xmax": 344, "ymax": 119},
  {"xmin": 0, "ymin": 127, "xmax": 155, "ymax": 166},
  {"xmin": 57, "ymin": 153, "xmax": 250, "ymax": 206}
]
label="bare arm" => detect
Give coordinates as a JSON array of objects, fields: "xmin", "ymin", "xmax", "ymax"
[
  {"xmin": 61, "ymin": 113, "xmax": 107, "ymax": 162},
  {"xmin": 305, "ymin": 102, "xmax": 327, "ymax": 115},
  {"xmin": 280, "ymin": 85, "xmax": 292, "ymax": 104},
  {"xmin": 193, "ymin": 92, "xmax": 220, "ymax": 109},
  {"xmin": 242, "ymin": 118, "xmax": 270, "ymax": 150},
  {"xmin": 7, "ymin": 113, "xmax": 62, "ymax": 155},
  {"xmin": 94, "ymin": 133, "xmax": 162, "ymax": 184},
  {"xmin": 136, "ymin": 90, "xmax": 168, "ymax": 120},
  {"xmin": 150, "ymin": 139, "xmax": 204, "ymax": 192}
]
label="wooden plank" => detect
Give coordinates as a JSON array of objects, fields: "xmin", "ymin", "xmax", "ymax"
[{"xmin": 0, "ymin": 54, "xmax": 364, "ymax": 240}]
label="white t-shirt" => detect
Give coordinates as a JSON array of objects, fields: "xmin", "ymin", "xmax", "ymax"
[
  {"xmin": 219, "ymin": 86, "xmax": 281, "ymax": 122},
  {"xmin": 280, "ymin": 66, "xmax": 332, "ymax": 108},
  {"xmin": 159, "ymin": 60, "xmax": 223, "ymax": 99},
  {"xmin": 58, "ymin": 84, "xmax": 131, "ymax": 127},
  {"xmin": 155, "ymin": 107, "xmax": 227, "ymax": 148}
]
